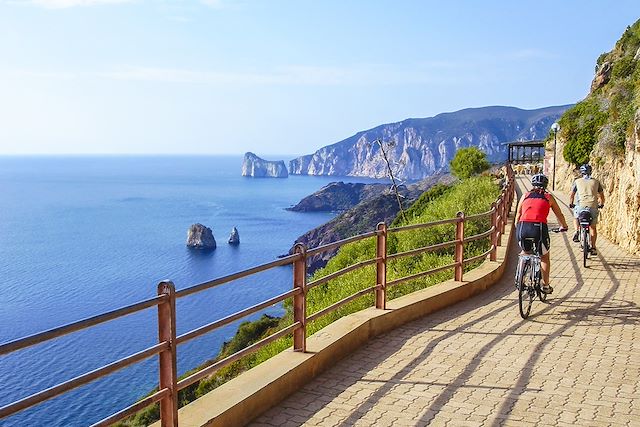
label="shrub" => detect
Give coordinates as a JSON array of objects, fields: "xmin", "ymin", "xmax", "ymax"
[
  {"xmin": 449, "ymin": 147, "xmax": 490, "ymax": 179},
  {"xmin": 560, "ymin": 99, "xmax": 607, "ymax": 166}
]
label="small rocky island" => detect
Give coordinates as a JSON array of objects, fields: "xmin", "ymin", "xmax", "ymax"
[
  {"xmin": 228, "ymin": 226, "xmax": 240, "ymax": 245},
  {"xmin": 186, "ymin": 223, "xmax": 217, "ymax": 250},
  {"xmin": 241, "ymin": 152, "xmax": 288, "ymax": 178}
]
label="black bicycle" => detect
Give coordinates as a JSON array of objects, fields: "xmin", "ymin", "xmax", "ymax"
[
  {"xmin": 515, "ymin": 227, "xmax": 566, "ymax": 319},
  {"xmin": 577, "ymin": 208, "xmax": 593, "ymax": 267}
]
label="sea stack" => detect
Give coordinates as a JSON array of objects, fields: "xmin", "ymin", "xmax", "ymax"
[
  {"xmin": 228, "ymin": 226, "xmax": 240, "ymax": 245},
  {"xmin": 241, "ymin": 152, "xmax": 288, "ymax": 178},
  {"xmin": 186, "ymin": 223, "xmax": 216, "ymax": 250}
]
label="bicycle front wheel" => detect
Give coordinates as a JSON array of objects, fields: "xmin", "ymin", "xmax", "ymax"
[{"xmin": 518, "ymin": 260, "xmax": 534, "ymax": 319}]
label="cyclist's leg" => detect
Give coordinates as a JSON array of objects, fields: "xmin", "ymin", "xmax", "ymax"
[
  {"xmin": 572, "ymin": 205, "xmax": 580, "ymax": 242},
  {"xmin": 590, "ymin": 207, "xmax": 599, "ymax": 252}
]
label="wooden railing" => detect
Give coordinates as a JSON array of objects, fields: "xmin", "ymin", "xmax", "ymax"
[{"xmin": 0, "ymin": 165, "xmax": 515, "ymax": 427}]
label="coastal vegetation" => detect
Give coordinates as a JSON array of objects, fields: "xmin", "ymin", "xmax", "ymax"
[
  {"xmin": 559, "ymin": 19, "xmax": 640, "ymax": 165},
  {"xmin": 122, "ymin": 157, "xmax": 501, "ymax": 426}
]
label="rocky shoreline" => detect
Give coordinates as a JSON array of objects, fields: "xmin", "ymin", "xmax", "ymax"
[{"xmin": 288, "ymin": 173, "xmax": 455, "ymax": 273}]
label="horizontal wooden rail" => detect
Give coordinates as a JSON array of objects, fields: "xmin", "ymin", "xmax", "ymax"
[
  {"xmin": 0, "ymin": 342, "xmax": 169, "ymax": 419},
  {"xmin": 90, "ymin": 388, "xmax": 171, "ymax": 427},
  {"xmin": 464, "ymin": 226, "xmax": 496, "ymax": 243},
  {"xmin": 306, "ymin": 231, "xmax": 378, "ymax": 257},
  {"xmin": 387, "ymin": 262, "xmax": 459, "ymax": 288},
  {"xmin": 176, "ymin": 288, "xmax": 301, "ymax": 345},
  {"xmin": 307, "ymin": 286, "xmax": 377, "ymax": 323},
  {"xmin": 177, "ymin": 322, "xmax": 301, "ymax": 391},
  {"xmin": 307, "ymin": 258, "xmax": 377, "ymax": 289},
  {"xmin": 0, "ymin": 295, "xmax": 167, "ymax": 356},
  {"xmin": 388, "ymin": 216, "xmax": 459, "ymax": 233},
  {"xmin": 176, "ymin": 254, "xmax": 301, "ymax": 298},
  {"xmin": 386, "ymin": 239, "xmax": 457, "ymax": 261},
  {"xmin": 463, "ymin": 247, "xmax": 495, "ymax": 265},
  {"xmin": 464, "ymin": 208, "xmax": 495, "ymax": 221}
]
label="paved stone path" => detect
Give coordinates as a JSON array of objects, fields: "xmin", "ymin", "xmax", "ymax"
[{"xmin": 251, "ymin": 177, "xmax": 640, "ymax": 427}]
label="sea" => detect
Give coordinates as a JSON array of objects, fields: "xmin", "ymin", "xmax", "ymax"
[{"xmin": 0, "ymin": 155, "xmax": 382, "ymax": 427}]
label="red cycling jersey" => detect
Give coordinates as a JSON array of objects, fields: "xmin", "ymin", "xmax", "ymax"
[{"xmin": 520, "ymin": 190, "xmax": 550, "ymax": 223}]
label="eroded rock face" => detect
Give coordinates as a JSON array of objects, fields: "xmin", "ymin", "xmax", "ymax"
[
  {"xmin": 591, "ymin": 61, "xmax": 612, "ymax": 92},
  {"xmin": 228, "ymin": 227, "xmax": 240, "ymax": 245},
  {"xmin": 242, "ymin": 152, "xmax": 288, "ymax": 178},
  {"xmin": 289, "ymin": 106, "xmax": 570, "ymax": 181},
  {"xmin": 187, "ymin": 224, "xmax": 216, "ymax": 250}
]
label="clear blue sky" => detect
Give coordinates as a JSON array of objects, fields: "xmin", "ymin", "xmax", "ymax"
[{"xmin": 0, "ymin": 1, "xmax": 637, "ymax": 156}]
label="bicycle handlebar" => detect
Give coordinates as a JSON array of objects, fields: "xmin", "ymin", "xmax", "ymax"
[{"xmin": 551, "ymin": 227, "xmax": 568, "ymax": 233}]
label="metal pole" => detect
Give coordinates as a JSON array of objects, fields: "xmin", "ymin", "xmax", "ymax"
[
  {"xmin": 157, "ymin": 280, "xmax": 178, "ymax": 427},
  {"xmin": 293, "ymin": 243, "xmax": 307, "ymax": 352},
  {"xmin": 490, "ymin": 202, "xmax": 498, "ymax": 261},
  {"xmin": 552, "ymin": 131, "xmax": 557, "ymax": 191},
  {"xmin": 375, "ymin": 222, "xmax": 387, "ymax": 309},
  {"xmin": 454, "ymin": 212, "xmax": 465, "ymax": 282}
]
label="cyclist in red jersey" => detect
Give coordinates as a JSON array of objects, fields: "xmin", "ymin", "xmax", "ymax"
[{"xmin": 515, "ymin": 174, "xmax": 569, "ymax": 294}]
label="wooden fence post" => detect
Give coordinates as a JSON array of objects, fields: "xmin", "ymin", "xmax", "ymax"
[
  {"xmin": 293, "ymin": 243, "xmax": 307, "ymax": 352},
  {"xmin": 157, "ymin": 280, "xmax": 178, "ymax": 427},
  {"xmin": 375, "ymin": 222, "xmax": 387, "ymax": 310},
  {"xmin": 454, "ymin": 212, "xmax": 465, "ymax": 281},
  {"xmin": 490, "ymin": 202, "xmax": 498, "ymax": 261}
]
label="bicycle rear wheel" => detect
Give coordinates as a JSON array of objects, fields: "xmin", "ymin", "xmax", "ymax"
[
  {"xmin": 518, "ymin": 260, "xmax": 534, "ymax": 319},
  {"xmin": 582, "ymin": 228, "xmax": 589, "ymax": 268}
]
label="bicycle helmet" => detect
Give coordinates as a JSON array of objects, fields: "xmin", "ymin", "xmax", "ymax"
[
  {"xmin": 531, "ymin": 173, "xmax": 549, "ymax": 189},
  {"xmin": 579, "ymin": 164, "xmax": 592, "ymax": 175}
]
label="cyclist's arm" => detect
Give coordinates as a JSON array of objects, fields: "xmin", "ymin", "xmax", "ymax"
[
  {"xmin": 548, "ymin": 194, "xmax": 569, "ymax": 229},
  {"xmin": 569, "ymin": 184, "xmax": 577, "ymax": 205}
]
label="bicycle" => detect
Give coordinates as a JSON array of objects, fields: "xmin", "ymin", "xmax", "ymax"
[
  {"xmin": 577, "ymin": 208, "xmax": 593, "ymax": 267},
  {"xmin": 515, "ymin": 227, "xmax": 566, "ymax": 319},
  {"xmin": 572, "ymin": 205, "xmax": 602, "ymax": 268}
]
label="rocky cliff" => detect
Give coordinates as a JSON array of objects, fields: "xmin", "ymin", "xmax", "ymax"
[
  {"xmin": 289, "ymin": 105, "xmax": 570, "ymax": 181},
  {"xmin": 242, "ymin": 152, "xmax": 288, "ymax": 178},
  {"xmin": 290, "ymin": 174, "xmax": 455, "ymax": 272},
  {"xmin": 286, "ymin": 182, "xmax": 389, "ymax": 212},
  {"xmin": 551, "ymin": 19, "xmax": 640, "ymax": 255}
]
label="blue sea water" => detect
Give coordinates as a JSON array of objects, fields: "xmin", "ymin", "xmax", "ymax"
[{"xmin": 0, "ymin": 156, "xmax": 381, "ymax": 427}]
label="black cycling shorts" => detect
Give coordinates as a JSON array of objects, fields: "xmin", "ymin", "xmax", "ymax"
[{"xmin": 516, "ymin": 222, "xmax": 550, "ymax": 255}]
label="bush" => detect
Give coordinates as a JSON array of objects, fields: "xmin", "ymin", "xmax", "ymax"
[
  {"xmin": 449, "ymin": 147, "xmax": 490, "ymax": 179},
  {"xmin": 560, "ymin": 99, "xmax": 607, "ymax": 166}
]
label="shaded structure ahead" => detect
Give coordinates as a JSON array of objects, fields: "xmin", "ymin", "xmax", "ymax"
[{"xmin": 506, "ymin": 140, "xmax": 545, "ymax": 164}]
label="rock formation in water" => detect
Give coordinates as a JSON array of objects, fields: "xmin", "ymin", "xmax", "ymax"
[
  {"xmin": 228, "ymin": 227, "xmax": 240, "ymax": 245},
  {"xmin": 242, "ymin": 152, "xmax": 288, "ymax": 178},
  {"xmin": 286, "ymin": 182, "xmax": 389, "ymax": 212},
  {"xmin": 289, "ymin": 105, "xmax": 570, "ymax": 181},
  {"xmin": 186, "ymin": 223, "xmax": 217, "ymax": 250}
]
